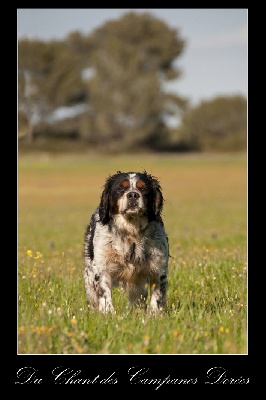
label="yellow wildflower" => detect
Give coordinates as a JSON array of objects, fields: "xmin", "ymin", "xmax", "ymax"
[
  {"xmin": 34, "ymin": 251, "xmax": 42, "ymax": 259},
  {"xmin": 26, "ymin": 250, "xmax": 33, "ymax": 257}
]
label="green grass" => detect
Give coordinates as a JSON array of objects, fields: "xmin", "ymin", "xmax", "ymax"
[{"xmin": 18, "ymin": 152, "xmax": 247, "ymax": 354}]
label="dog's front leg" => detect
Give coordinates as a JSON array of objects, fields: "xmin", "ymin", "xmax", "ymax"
[
  {"xmin": 149, "ymin": 273, "xmax": 168, "ymax": 313},
  {"xmin": 97, "ymin": 272, "xmax": 114, "ymax": 313}
]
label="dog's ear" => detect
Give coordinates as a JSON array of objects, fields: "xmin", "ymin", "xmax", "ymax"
[
  {"xmin": 144, "ymin": 172, "xmax": 164, "ymax": 223},
  {"xmin": 151, "ymin": 178, "xmax": 164, "ymax": 221},
  {"xmin": 99, "ymin": 182, "xmax": 111, "ymax": 225},
  {"xmin": 99, "ymin": 172, "xmax": 122, "ymax": 225}
]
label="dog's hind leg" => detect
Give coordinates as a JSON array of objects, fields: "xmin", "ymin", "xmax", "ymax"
[{"xmin": 128, "ymin": 279, "xmax": 148, "ymax": 309}]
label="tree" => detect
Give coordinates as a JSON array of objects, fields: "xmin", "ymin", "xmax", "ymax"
[
  {"xmin": 177, "ymin": 95, "xmax": 247, "ymax": 151},
  {"xmin": 18, "ymin": 38, "xmax": 89, "ymax": 141},
  {"xmin": 18, "ymin": 39, "xmax": 49, "ymax": 141},
  {"xmin": 86, "ymin": 11, "xmax": 187, "ymax": 150}
]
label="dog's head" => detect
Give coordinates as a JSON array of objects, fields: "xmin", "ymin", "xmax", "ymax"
[{"xmin": 99, "ymin": 171, "xmax": 164, "ymax": 225}]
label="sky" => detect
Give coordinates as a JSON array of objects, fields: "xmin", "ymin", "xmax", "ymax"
[{"xmin": 17, "ymin": 8, "xmax": 248, "ymax": 107}]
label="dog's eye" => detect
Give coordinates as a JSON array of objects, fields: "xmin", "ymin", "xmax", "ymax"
[
  {"xmin": 117, "ymin": 179, "xmax": 130, "ymax": 193},
  {"xmin": 117, "ymin": 185, "xmax": 127, "ymax": 193}
]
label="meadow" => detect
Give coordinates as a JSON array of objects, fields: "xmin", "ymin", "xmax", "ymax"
[{"xmin": 18, "ymin": 152, "xmax": 247, "ymax": 354}]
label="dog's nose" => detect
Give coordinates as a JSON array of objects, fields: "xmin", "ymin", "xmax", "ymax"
[{"xmin": 127, "ymin": 192, "xmax": 140, "ymax": 200}]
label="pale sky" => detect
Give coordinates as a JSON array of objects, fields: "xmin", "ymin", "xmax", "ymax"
[{"xmin": 17, "ymin": 8, "xmax": 248, "ymax": 106}]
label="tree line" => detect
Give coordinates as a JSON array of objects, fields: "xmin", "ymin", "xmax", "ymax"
[{"xmin": 18, "ymin": 11, "xmax": 247, "ymax": 152}]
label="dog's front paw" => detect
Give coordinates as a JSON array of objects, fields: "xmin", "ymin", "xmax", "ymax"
[
  {"xmin": 99, "ymin": 297, "xmax": 115, "ymax": 313},
  {"xmin": 149, "ymin": 297, "xmax": 165, "ymax": 315},
  {"xmin": 149, "ymin": 305, "xmax": 161, "ymax": 315}
]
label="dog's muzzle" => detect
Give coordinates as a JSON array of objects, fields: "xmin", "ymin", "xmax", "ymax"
[
  {"xmin": 126, "ymin": 191, "xmax": 141, "ymax": 211},
  {"xmin": 127, "ymin": 191, "xmax": 140, "ymax": 200}
]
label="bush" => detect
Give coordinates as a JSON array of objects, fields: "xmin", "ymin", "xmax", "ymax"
[{"xmin": 177, "ymin": 95, "xmax": 247, "ymax": 151}]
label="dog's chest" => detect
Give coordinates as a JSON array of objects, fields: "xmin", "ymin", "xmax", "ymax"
[{"xmin": 113, "ymin": 234, "xmax": 147, "ymax": 266}]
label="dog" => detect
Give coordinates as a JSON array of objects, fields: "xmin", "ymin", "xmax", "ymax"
[{"xmin": 83, "ymin": 171, "xmax": 169, "ymax": 313}]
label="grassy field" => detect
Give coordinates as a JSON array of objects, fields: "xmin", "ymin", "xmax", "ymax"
[{"xmin": 18, "ymin": 152, "xmax": 247, "ymax": 354}]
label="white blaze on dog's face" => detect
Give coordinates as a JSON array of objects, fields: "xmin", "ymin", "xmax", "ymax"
[{"xmin": 117, "ymin": 173, "xmax": 145, "ymax": 215}]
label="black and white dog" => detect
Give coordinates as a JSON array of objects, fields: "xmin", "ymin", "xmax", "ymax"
[{"xmin": 83, "ymin": 171, "xmax": 169, "ymax": 313}]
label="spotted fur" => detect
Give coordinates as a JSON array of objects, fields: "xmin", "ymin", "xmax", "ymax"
[{"xmin": 83, "ymin": 171, "xmax": 169, "ymax": 313}]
